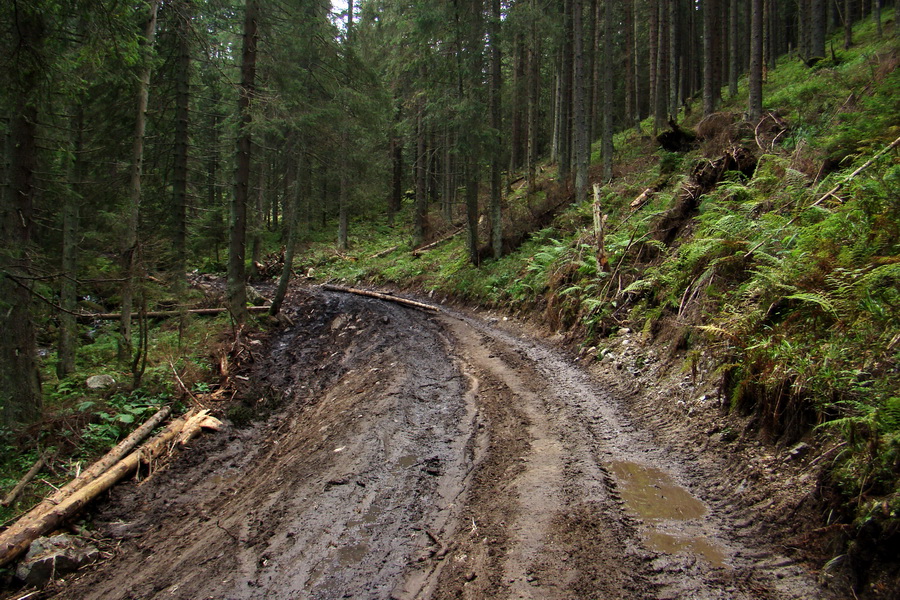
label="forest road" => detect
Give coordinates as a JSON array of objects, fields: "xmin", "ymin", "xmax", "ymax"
[{"xmin": 45, "ymin": 287, "xmax": 831, "ymax": 600}]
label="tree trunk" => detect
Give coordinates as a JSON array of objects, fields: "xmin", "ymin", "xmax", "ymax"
[
  {"xmin": 648, "ymin": 0, "xmax": 659, "ymax": 131},
  {"xmin": 120, "ymin": 0, "xmax": 160, "ymax": 361},
  {"xmin": 573, "ymin": 0, "xmax": 589, "ymax": 202},
  {"xmin": 729, "ymin": 0, "xmax": 740, "ymax": 96},
  {"xmin": 625, "ymin": 0, "xmax": 636, "ymax": 127},
  {"xmin": 172, "ymin": 0, "xmax": 192, "ymax": 293},
  {"xmin": 490, "ymin": 0, "xmax": 503, "ymax": 259},
  {"xmin": 270, "ymin": 150, "xmax": 301, "ymax": 316},
  {"xmin": 526, "ymin": 0, "xmax": 540, "ymax": 190},
  {"xmin": 748, "ymin": 0, "xmax": 764, "ymax": 121},
  {"xmin": 388, "ymin": 102, "xmax": 403, "ymax": 224},
  {"xmin": 703, "ymin": 0, "xmax": 718, "ymax": 115},
  {"xmin": 0, "ymin": 7, "xmax": 43, "ymax": 427},
  {"xmin": 601, "ymin": 0, "xmax": 613, "ymax": 180},
  {"xmin": 414, "ymin": 96, "xmax": 427, "ymax": 246},
  {"xmin": 668, "ymin": 0, "xmax": 678, "ymax": 118},
  {"xmin": 57, "ymin": 105, "xmax": 84, "ymax": 380},
  {"xmin": 227, "ymin": 0, "xmax": 260, "ymax": 324},
  {"xmin": 557, "ymin": 0, "xmax": 574, "ymax": 181}
]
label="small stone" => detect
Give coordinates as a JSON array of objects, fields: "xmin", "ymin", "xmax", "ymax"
[{"xmin": 86, "ymin": 374, "xmax": 115, "ymax": 390}]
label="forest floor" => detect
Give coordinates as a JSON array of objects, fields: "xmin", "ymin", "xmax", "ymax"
[{"xmin": 27, "ymin": 285, "xmax": 849, "ymax": 599}]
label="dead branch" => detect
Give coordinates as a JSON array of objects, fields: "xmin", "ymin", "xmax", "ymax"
[
  {"xmin": 321, "ymin": 284, "xmax": 441, "ymax": 313},
  {"xmin": 412, "ymin": 227, "xmax": 464, "ymax": 256},
  {"xmin": 369, "ymin": 246, "xmax": 399, "ymax": 259},
  {"xmin": 1, "ymin": 453, "xmax": 49, "ymax": 508}
]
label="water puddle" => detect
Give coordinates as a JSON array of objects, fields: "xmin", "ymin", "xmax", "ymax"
[
  {"xmin": 610, "ymin": 461, "xmax": 726, "ymax": 567},
  {"xmin": 348, "ymin": 505, "xmax": 382, "ymax": 528},
  {"xmin": 337, "ymin": 543, "xmax": 369, "ymax": 566},
  {"xmin": 398, "ymin": 454, "xmax": 419, "ymax": 468}
]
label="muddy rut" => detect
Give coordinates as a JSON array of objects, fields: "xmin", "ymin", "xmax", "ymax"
[{"xmin": 45, "ymin": 288, "xmax": 831, "ymax": 599}]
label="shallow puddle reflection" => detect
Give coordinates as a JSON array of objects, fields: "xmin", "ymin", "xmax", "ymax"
[{"xmin": 610, "ymin": 461, "xmax": 726, "ymax": 566}]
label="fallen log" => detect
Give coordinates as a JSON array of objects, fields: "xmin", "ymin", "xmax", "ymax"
[
  {"xmin": 321, "ymin": 284, "xmax": 440, "ymax": 313},
  {"xmin": 0, "ymin": 408, "xmax": 220, "ymax": 567},
  {"xmin": 369, "ymin": 246, "xmax": 399, "ymax": 259},
  {"xmin": 412, "ymin": 227, "xmax": 464, "ymax": 256},
  {"xmin": 75, "ymin": 305, "xmax": 271, "ymax": 323},
  {"xmin": 1, "ymin": 453, "xmax": 48, "ymax": 508},
  {"xmin": 5, "ymin": 406, "xmax": 175, "ymax": 524}
]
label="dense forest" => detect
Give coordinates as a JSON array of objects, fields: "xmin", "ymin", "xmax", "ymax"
[{"xmin": 1, "ymin": 0, "xmax": 899, "ymax": 594}]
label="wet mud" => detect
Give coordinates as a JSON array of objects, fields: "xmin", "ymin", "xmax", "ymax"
[{"xmin": 36, "ymin": 287, "xmax": 834, "ymax": 600}]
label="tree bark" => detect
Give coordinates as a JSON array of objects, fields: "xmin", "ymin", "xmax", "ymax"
[
  {"xmin": 227, "ymin": 0, "xmax": 260, "ymax": 324},
  {"xmin": 748, "ymin": 0, "xmax": 764, "ymax": 121},
  {"xmin": 573, "ymin": 0, "xmax": 589, "ymax": 202},
  {"xmin": 120, "ymin": 0, "xmax": 160, "ymax": 361},
  {"xmin": 1, "ymin": 6, "xmax": 44, "ymax": 427},
  {"xmin": 57, "ymin": 105, "xmax": 84, "ymax": 380},
  {"xmin": 489, "ymin": 0, "xmax": 503, "ymax": 259},
  {"xmin": 172, "ymin": 0, "xmax": 193, "ymax": 293},
  {"xmin": 601, "ymin": 0, "xmax": 613, "ymax": 181}
]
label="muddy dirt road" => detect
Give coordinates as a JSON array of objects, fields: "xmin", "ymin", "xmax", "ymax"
[{"xmin": 45, "ymin": 287, "xmax": 833, "ymax": 599}]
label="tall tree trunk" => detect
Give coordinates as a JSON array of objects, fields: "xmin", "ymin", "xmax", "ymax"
[
  {"xmin": 490, "ymin": 0, "xmax": 503, "ymax": 259},
  {"xmin": 526, "ymin": 0, "xmax": 540, "ymax": 191},
  {"xmin": 227, "ymin": 0, "xmax": 260, "ymax": 324},
  {"xmin": 388, "ymin": 101, "xmax": 403, "ymax": 224},
  {"xmin": 729, "ymin": 0, "xmax": 740, "ymax": 96},
  {"xmin": 668, "ymin": 0, "xmax": 678, "ymax": 118},
  {"xmin": 1, "ymin": 6, "xmax": 44, "ymax": 426},
  {"xmin": 510, "ymin": 34, "xmax": 526, "ymax": 173},
  {"xmin": 625, "ymin": 0, "xmax": 636, "ymax": 127},
  {"xmin": 703, "ymin": 0, "xmax": 718, "ymax": 115},
  {"xmin": 57, "ymin": 105, "xmax": 84, "ymax": 380},
  {"xmin": 843, "ymin": 0, "xmax": 853, "ymax": 49},
  {"xmin": 270, "ymin": 149, "xmax": 301, "ymax": 316},
  {"xmin": 338, "ymin": 132, "xmax": 349, "ymax": 251},
  {"xmin": 748, "ymin": 0, "xmax": 764, "ymax": 121},
  {"xmin": 120, "ymin": 0, "xmax": 160, "ymax": 362},
  {"xmin": 172, "ymin": 0, "xmax": 192, "ymax": 293},
  {"xmin": 557, "ymin": 0, "xmax": 574, "ymax": 181},
  {"xmin": 601, "ymin": 0, "xmax": 613, "ymax": 180},
  {"xmin": 573, "ymin": 0, "xmax": 589, "ymax": 202},
  {"xmin": 649, "ymin": 0, "xmax": 660, "ymax": 132},
  {"xmin": 414, "ymin": 97, "xmax": 427, "ymax": 246},
  {"xmin": 250, "ymin": 150, "xmax": 267, "ymax": 270}
]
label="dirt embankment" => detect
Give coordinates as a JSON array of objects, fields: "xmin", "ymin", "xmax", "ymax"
[{"xmin": 28, "ymin": 287, "xmax": 838, "ymax": 599}]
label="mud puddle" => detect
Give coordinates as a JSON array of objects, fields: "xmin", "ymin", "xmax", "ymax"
[
  {"xmin": 29, "ymin": 286, "xmax": 834, "ymax": 600},
  {"xmin": 609, "ymin": 460, "xmax": 726, "ymax": 567}
]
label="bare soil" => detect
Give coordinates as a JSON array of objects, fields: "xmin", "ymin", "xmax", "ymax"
[{"xmin": 28, "ymin": 286, "xmax": 841, "ymax": 599}]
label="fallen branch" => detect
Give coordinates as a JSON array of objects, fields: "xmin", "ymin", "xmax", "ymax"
[
  {"xmin": 0, "ymin": 408, "xmax": 219, "ymax": 567},
  {"xmin": 812, "ymin": 135, "xmax": 900, "ymax": 207},
  {"xmin": 3, "ymin": 406, "xmax": 175, "ymax": 533},
  {"xmin": 321, "ymin": 284, "xmax": 440, "ymax": 313},
  {"xmin": 1, "ymin": 453, "xmax": 49, "ymax": 508},
  {"xmin": 75, "ymin": 305, "xmax": 271, "ymax": 322},
  {"xmin": 369, "ymin": 245, "xmax": 399, "ymax": 259},
  {"xmin": 412, "ymin": 227, "xmax": 464, "ymax": 256}
]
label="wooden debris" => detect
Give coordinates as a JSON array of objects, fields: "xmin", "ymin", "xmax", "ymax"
[
  {"xmin": 1, "ymin": 453, "xmax": 48, "ymax": 508},
  {"xmin": 369, "ymin": 246, "xmax": 399, "ymax": 259},
  {"xmin": 0, "ymin": 406, "xmax": 225, "ymax": 568},
  {"xmin": 321, "ymin": 284, "xmax": 440, "ymax": 313},
  {"xmin": 75, "ymin": 305, "xmax": 271, "ymax": 323},
  {"xmin": 412, "ymin": 227, "xmax": 464, "ymax": 256}
]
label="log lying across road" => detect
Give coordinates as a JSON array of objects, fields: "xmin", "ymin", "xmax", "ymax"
[
  {"xmin": 321, "ymin": 284, "xmax": 441, "ymax": 313},
  {"xmin": 75, "ymin": 305, "xmax": 272, "ymax": 322}
]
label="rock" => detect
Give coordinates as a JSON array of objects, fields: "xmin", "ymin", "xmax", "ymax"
[
  {"xmin": 15, "ymin": 534, "xmax": 100, "ymax": 587},
  {"xmin": 85, "ymin": 374, "xmax": 115, "ymax": 390}
]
